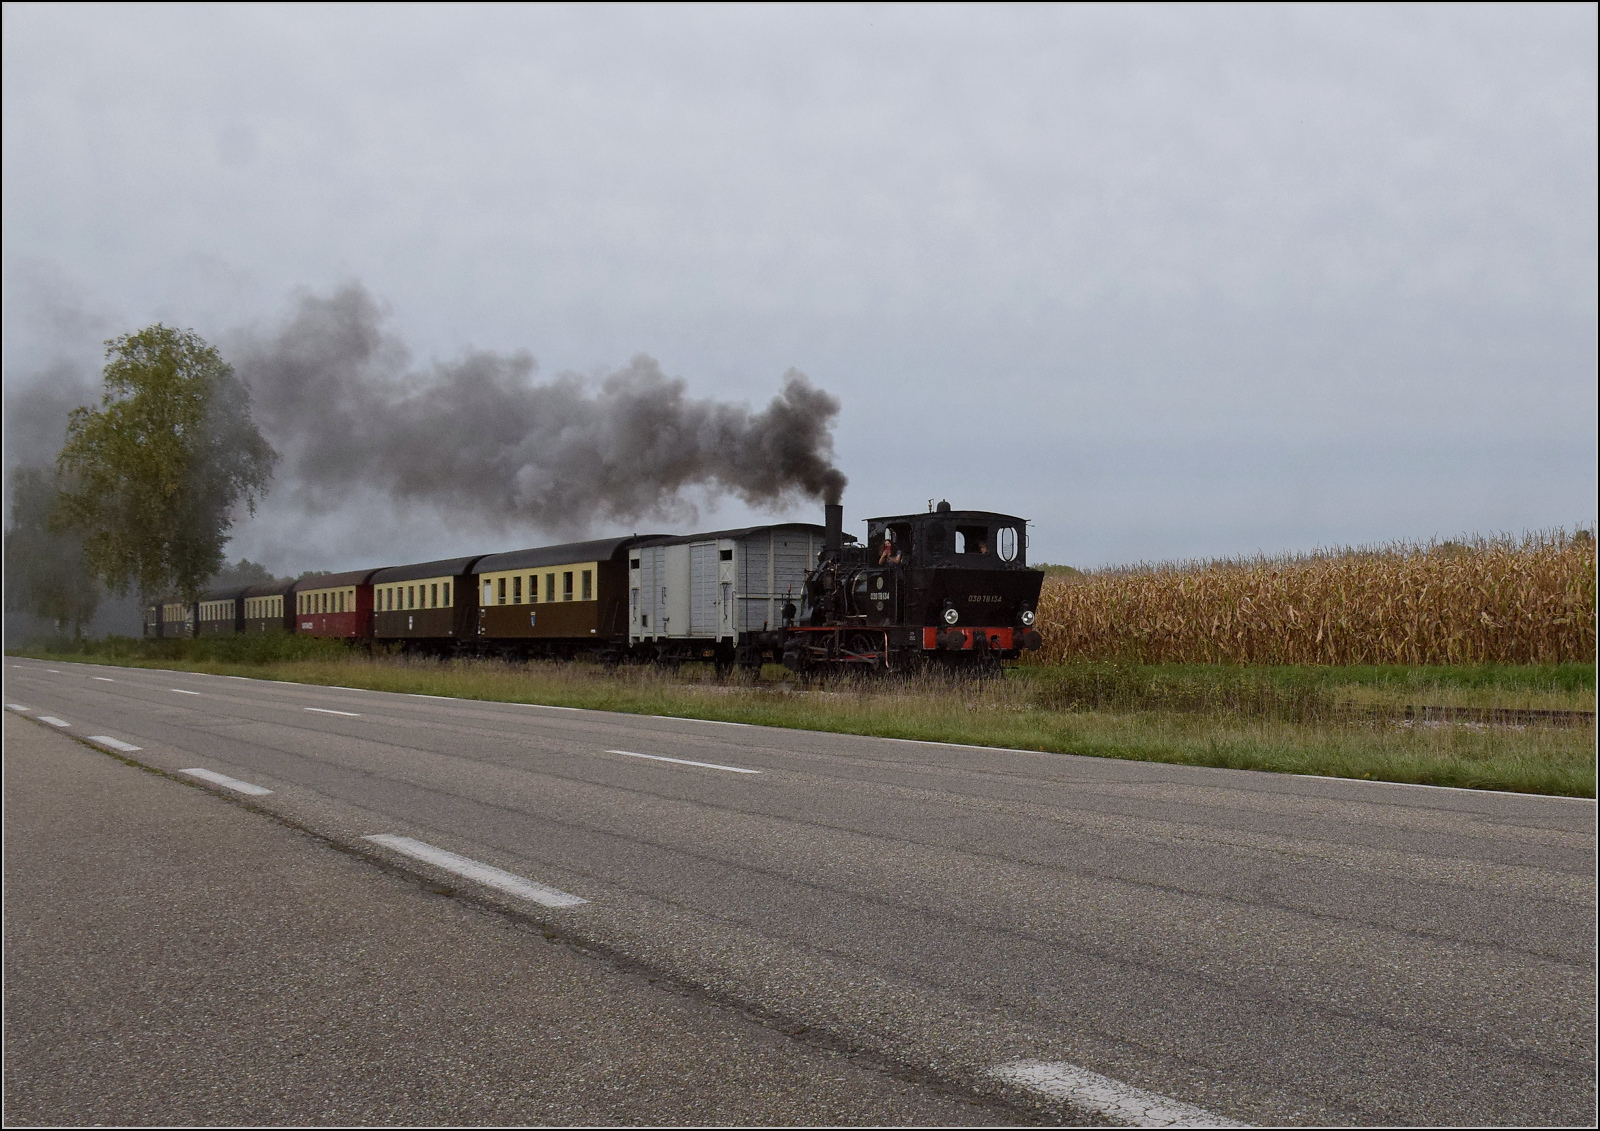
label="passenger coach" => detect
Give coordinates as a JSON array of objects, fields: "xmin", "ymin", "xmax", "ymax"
[
  {"xmin": 371, "ymin": 556, "xmax": 483, "ymax": 645},
  {"xmin": 473, "ymin": 537, "xmax": 645, "ymax": 658},
  {"xmin": 197, "ymin": 587, "xmax": 248, "ymax": 636},
  {"xmin": 293, "ymin": 569, "xmax": 379, "ymax": 638},
  {"xmin": 242, "ymin": 579, "xmax": 296, "ymax": 633}
]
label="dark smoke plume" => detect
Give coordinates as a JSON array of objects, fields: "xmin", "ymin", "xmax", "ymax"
[{"xmin": 234, "ymin": 284, "xmax": 847, "ymax": 531}]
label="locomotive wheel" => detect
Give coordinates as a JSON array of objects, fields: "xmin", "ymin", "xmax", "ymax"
[{"xmin": 846, "ymin": 633, "xmax": 883, "ymax": 670}]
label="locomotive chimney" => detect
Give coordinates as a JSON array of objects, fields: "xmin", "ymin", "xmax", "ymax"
[{"xmin": 824, "ymin": 502, "xmax": 843, "ymax": 556}]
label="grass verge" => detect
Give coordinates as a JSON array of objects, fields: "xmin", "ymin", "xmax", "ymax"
[{"xmin": 10, "ymin": 640, "xmax": 1594, "ymax": 798}]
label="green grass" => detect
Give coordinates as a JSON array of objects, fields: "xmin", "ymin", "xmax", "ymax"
[{"xmin": 10, "ymin": 639, "xmax": 1594, "ymax": 798}]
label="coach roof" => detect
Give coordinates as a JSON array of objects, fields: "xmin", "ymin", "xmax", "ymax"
[
  {"xmin": 292, "ymin": 568, "xmax": 381, "ymax": 591},
  {"xmin": 369, "ymin": 556, "xmax": 486, "ymax": 585},
  {"xmin": 473, "ymin": 536, "xmax": 655, "ymax": 574},
  {"xmin": 241, "ymin": 579, "xmax": 297, "ymax": 599}
]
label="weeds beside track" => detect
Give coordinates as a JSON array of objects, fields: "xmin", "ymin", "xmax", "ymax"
[{"xmin": 10, "ymin": 643, "xmax": 1594, "ymax": 797}]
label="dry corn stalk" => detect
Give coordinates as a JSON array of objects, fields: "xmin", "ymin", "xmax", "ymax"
[{"xmin": 1031, "ymin": 530, "xmax": 1596, "ymax": 665}]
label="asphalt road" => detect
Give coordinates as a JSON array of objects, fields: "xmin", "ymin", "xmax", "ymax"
[
  {"xmin": 4, "ymin": 711, "xmax": 1000, "ymax": 1126},
  {"xmin": 5, "ymin": 657, "xmax": 1594, "ymax": 1126}
]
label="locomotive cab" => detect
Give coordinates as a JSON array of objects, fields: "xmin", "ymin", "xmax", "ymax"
[
  {"xmin": 790, "ymin": 499, "xmax": 1044, "ymax": 670},
  {"xmin": 863, "ymin": 503, "xmax": 1041, "ymax": 634}
]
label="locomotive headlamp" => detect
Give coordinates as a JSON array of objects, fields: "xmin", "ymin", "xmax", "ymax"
[
  {"xmin": 942, "ymin": 606, "xmax": 960, "ymax": 626},
  {"xmin": 1019, "ymin": 608, "xmax": 1036, "ymax": 626}
]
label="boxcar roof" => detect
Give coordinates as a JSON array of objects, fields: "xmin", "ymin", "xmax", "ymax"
[
  {"xmin": 473, "ymin": 536, "xmax": 658, "ymax": 573},
  {"xmin": 637, "ymin": 522, "xmax": 826, "ymax": 549},
  {"xmin": 293, "ymin": 568, "xmax": 381, "ymax": 591},
  {"xmin": 241, "ymin": 578, "xmax": 299, "ymax": 599},
  {"xmin": 370, "ymin": 556, "xmax": 486, "ymax": 584}
]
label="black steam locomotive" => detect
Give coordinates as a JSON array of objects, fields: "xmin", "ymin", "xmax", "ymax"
[
  {"xmin": 151, "ymin": 499, "xmax": 1044, "ymax": 675},
  {"xmin": 749, "ymin": 500, "xmax": 1044, "ymax": 673}
]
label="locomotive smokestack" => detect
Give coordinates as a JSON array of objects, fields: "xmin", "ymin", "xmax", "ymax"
[{"xmin": 825, "ymin": 502, "xmax": 843, "ymax": 556}]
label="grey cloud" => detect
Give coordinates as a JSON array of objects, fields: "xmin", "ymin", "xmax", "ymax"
[{"xmin": 235, "ymin": 284, "xmax": 846, "ymax": 533}]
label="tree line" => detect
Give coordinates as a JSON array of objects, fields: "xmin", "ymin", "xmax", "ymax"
[{"xmin": 5, "ymin": 325, "xmax": 277, "ymax": 638}]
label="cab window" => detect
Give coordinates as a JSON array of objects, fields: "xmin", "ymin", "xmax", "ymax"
[{"xmin": 955, "ymin": 525, "xmax": 990, "ymax": 555}]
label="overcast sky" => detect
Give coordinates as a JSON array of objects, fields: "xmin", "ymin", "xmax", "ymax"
[{"xmin": 3, "ymin": 3, "xmax": 1595, "ymax": 574}]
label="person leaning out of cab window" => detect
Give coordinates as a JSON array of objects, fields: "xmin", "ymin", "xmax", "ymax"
[{"xmin": 878, "ymin": 537, "xmax": 901, "ymax": 565}]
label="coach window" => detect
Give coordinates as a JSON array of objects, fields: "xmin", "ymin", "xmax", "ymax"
[
  {"xmin": 546, "ymin": 573, "xmax": 555, "ymax": 602},
  {"xmin": 563, "ymin": 571, "xmax": 574, "ymax": 601},
  {"xmin": 496, "ymin": 577, "xmax": 506, "ymax": 605},
  {"xmin": 442, "ymin": 582, "xmax": 451, "ymax": 607},
  {"xmin": 582, "ymin": 570, "xmax": 592, "ymax": 600}
]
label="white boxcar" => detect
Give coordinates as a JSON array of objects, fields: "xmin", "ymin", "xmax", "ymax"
[{"xmin": 629, "ymin": 524, "xmax": 824, "ymax": 645}]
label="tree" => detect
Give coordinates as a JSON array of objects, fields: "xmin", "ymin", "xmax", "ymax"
[
  {"xmin": 54, "ymin": 325, "xmax": 277, "ymax": 601},
  {"xmin": 4, "ymin": 466, "xmax": 101, "ymax": 636},
  {"xmin": 208, "ymin": 558, "xmax": 274, "ymax": 589}
]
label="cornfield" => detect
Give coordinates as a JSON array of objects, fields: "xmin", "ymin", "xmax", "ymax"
[{"xmin": 1032, "ymin": 530, "xmax": 1596, "ymax": 666}]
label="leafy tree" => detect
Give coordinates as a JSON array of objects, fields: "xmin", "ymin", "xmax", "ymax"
[
  {"xmin": 4, "ymin": 466, "xmax": 101, "ymax": 636},
  {"xmin": 54, "ymin": 325, "xmax": 277, "ymax": 601}
]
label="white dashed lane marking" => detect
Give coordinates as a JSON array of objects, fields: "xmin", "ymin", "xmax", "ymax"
[
  {"xmin": 178, "ymin": 768, "xmax": 273, "ymax": 796},
  {"xmin": 38, "ymin": 717, "xmax": 71, "ymax": 728},
  {"xmin": 362, "ymin": 835, "xmax": 589, "ymax": 908},
  {"xmin": 649, "ymin": 715, "xmax": 750, "ymax": 727},
  {"xmin": 7, "ymin": 704, "xmax": 29, "ymax": 712},
  {"xmin": 305, "ymin": 707, "xmax": 361, "ymax": 717},
  {"xmin": 988, "ymin": 1060, "xmax": 1251, "ymax": 1128},
  {"xmin": 170, "ymin": 689, "xmax": 200, "ymax": 695},
  {"xmin": 88, "ymin": 736, "xmax": 142, "ymax": 753},
  {"xmin": 603, "ymin": 749, "xmax": 762, "ymax": 774},
  {"xmin": 93, "ymin": 677, "xmax": 115, "ymax": 682}
]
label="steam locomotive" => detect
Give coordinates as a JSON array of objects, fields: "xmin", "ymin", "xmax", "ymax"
[{"xmin": 147, "ymin": 500, "xmax": 1043, "ymax": 673}]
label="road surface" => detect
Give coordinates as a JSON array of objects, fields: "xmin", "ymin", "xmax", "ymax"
[{"xmin": 4, "ymin": 657, "xmax": 1593, "ymax": 1125}]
